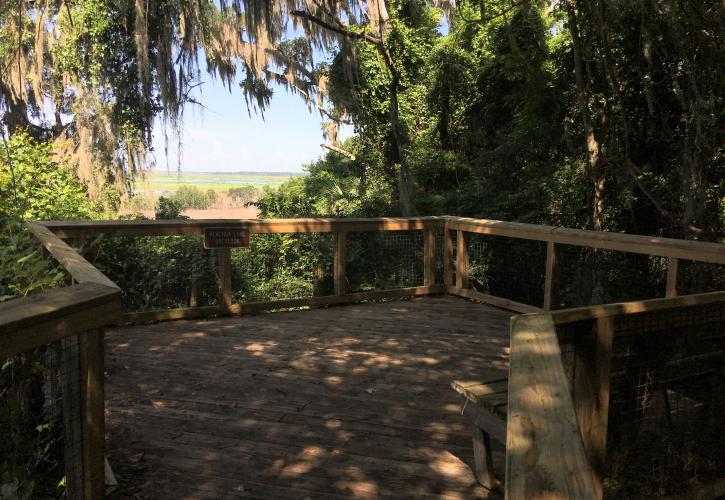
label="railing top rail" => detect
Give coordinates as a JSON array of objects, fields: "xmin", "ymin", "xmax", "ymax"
[
  {"xmin": 38, "ymin": 215, "xmax": 725, "ymax": 264},
  {"xmin": 548, "ymin": 290, "xmax": 725, "ymax": 324},
  {"xmin": 447, "ymin": 216, "xmax": 725, "ymax": 264},
  {"xmin": 506, "ymin": 290, "xmax": 725, "ymax": 499},
  {"xmin": 0, "ymin": 282, "xmax": 121, "ymax": 358},
  {"xmin": 28, "ymin": 222, "xmax": 120, "ymax": 289},
  {"xmin": 39, "ymin": 216, "xmax": 445, "ymax": 237},
  {"xmin": 506, "ymin": 314, "xmax": 600, "ymax": 499}
]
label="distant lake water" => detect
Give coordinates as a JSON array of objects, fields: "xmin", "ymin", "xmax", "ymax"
[{"xmin": 153, "ymin": 179, "xmax": 284, "ymax": 185}]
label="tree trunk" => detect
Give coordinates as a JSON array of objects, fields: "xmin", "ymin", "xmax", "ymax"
[
  {"xmin": 380, "ymin": 48, "xmax": 415, "ymax": 216},
  {"xmin": 565, "ymin": 0, "xmax": 605, "ymax": 232}
]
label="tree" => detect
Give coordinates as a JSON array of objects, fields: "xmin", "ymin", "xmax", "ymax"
[{"xmin": 0, "ymin": 0, "xmax": 447, "ymax": 209}]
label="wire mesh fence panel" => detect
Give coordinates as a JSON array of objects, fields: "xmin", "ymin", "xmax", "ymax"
[
  {"xmin": 346, "ymin": 231, "xmax": 424, "ymax": 293},
  {"xmin": 556, "ymin": 305, "xmax": 725, "ymax": 497},
  {"xmin": 231, "ymin": 233, "xmax": 334, "ymax": 303},
  {"xmin": 1, "ymin": 338, "xmax": 85, "ymax": 499},
  {"xmin": 677, "ymin": 260, "xmax": 725, "ymax": 295},
  {"xmin": 556, "ymin": 246, "xmax": 667, "ymax": 309},
  {"xmin": 466, "ymin": 234, "xmax": 546, "ymax": 307},
  {"xmin": 83, "ymin": 235, "xmax": 218, "ymax": 311},
  {"xmin": 604, "ymin": 303, "xmax": 725, "ymax": 497}
]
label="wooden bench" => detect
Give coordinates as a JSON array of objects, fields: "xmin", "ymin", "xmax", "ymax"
[{"xmin": 451, "ymin": 375, "xmax": 508, "ymax": 490}]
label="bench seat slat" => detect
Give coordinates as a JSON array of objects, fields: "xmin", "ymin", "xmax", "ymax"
[{"xmin": 452, "ymin": 378, "xmax": 508, "ymax": 417}]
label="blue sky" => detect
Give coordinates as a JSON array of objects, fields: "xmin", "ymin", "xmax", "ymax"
[{"xmin": 151, "ymin": 75, "xmax": 351, "ymax": 174}]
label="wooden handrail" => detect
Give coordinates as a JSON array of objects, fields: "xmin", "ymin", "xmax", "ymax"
[
  {"xmin": 40, "ymin": 216, "xmax": 445, "ymax": 237},
  {"xmin": 0, "ymin": 282, "xmax": 121, "ymax": 358},
  {"xmin": 507, "ymin": 290, "xmax": 725, "ymax": 499},
  {"xmin": 4, "ymin": 225, "xmax": 123, "ymax": 500},
  {"xmin": 34, "ymin": 215, "xmax": 725, "ymax": 320},
  {"xmin": 549, "ymin": 290, "xmax": 725, "ymax": 324},
  {"xmin": 27, "ymin": 222, "xmax": 120, "ymax": 289},
  {"xmin": 446, "ymin": 216, "xmax": 725, "ymax": 264},
  {"xmin": 13, "ymin": 216, "xmax": 725, "ymax": 499},
  {"xmin": 506, "ymin": 314, "xmax": 601, "ymax": 499},
  {"xmin": 42, "ymin": 215, "xmax": 725, "ymax": 266}
]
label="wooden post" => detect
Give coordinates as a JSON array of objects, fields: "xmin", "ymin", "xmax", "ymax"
[
  {"xmin": 455, "ymin": 229, "xmax": 469, "ymax": 289},
  {"xmin": 190, "ymin": 277, "xmax": 199, "ymax": 307},
  {"xmin": 312, "ymin": 266, "xmax": 325, "ymax": 297},
  {"xmin": 423, "ymin": 228, "xmax": 436, "ymax": 287},
  {"xmin": 218, "ymin": 248, "xmax": 232, "ymax": 308},
  {"xmin": 472, "ymin": 426, "xmax": 496, "ymax": 490},
  {"xmin": 79, "ymin": 328, "xmax": 105, "ymax": 500},
  {"xmin": 443, "ymin": 230, "xmax": 453, "ymax": 287},
  {"xmin": 666, "ymin": 258, "xmax": 678, "ymax": 298},
  {"xmin": 543, "ymin": 241, "xmax": 560, "ymax": 310},
  {"xmin": 334, "ymin": 231, "xmax": 347, "ymax": 295},
  {"xmin": 572, "ymin": 316, "xmax": 614, "ymax": 474}
]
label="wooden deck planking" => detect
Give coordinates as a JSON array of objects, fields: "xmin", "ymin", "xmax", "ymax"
[{"xmin": 105, "ymin": 296, "xmax": 512, "ymax": 499}]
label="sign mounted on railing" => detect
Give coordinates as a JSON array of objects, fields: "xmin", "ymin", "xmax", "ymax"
[{"xmin": 203, "ymin": 227, "xmax": 250, "ymax": 249}]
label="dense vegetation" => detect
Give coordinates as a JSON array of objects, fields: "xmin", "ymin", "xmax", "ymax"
[
  {"xmin": 2, "ymin": 0, "xmax": 722, "ymax": 237},
  {"xmin": 262, "ymin": 1, "xmax": 724, "ymax": 240}
]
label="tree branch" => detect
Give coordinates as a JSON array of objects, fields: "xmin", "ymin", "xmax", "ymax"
[
  {"xmin": 321, "ymin": 143, "xmax": 356, "ymax": 160},
  {"xmin": 291, "ymin": 10, "xmax": 383, "ymax": 46}
]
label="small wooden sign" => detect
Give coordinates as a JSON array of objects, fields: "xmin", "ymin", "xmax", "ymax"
[{"xmin": 203, "ymin": 227, "xmax": 250, "ymax": 249}]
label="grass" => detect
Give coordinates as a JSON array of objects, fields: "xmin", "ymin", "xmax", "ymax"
[{"xmin": 140, "ymin": 171, "xmax": 301, "ymax": 193}]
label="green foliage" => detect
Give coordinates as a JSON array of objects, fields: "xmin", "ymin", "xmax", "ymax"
[
  {"xmin": 322, "ymin": 0, "xmax": 725, "ymax": 240},
  {"xmin": 155, "ymin": 197, "xmax": 187, "ymax": 220},
  {"xmin": 227, "ymin": 186, "xmax": 261, "ymax": 205},
  {"xmin": 168, "ymin": 185, "xmax": 217, "ymax": 210},
  {"xmin": 85, "ymin": 226, "xmax": 220, "ymax": 311},
  {"xmin": 0, "ymin": 132, "xmax": 98, "ymax": 499},
  {"xmin": 231, "ymin": 234, "xmax": 329, "ymax": 302},
  {"xmin": 0, "ymin": 131, "xmax": 97, "ymax": 301},
  {"xmin": 0, "ymin": 132, "xmax": 99, "ymax": 224},
  {"xmin": 0, "ymin": 231, "xmax": 66, "ymax": 302}
]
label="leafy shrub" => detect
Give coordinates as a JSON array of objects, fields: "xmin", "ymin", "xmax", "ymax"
[
  {"xmin": 0, "ymin": 229, "xmax": 66, "ymax": 302},
  {"xmin": 155, "ymin": 197, "xmax": 187, "ymax": 220},
  {"xmin": 0, "ymin": 131, "xmax": 99, "ymax": 224},
  {"xmin": 85, "ymin": 225, "xmax": 220, "ymax": 311},
  {"xmin": 0, "ymin": 130, "xmax": 98, "ymax": 299},
  {"xmin": 169, "ymin": 185, "xmax": 215, "ymax": 210},
  {"xmin": 227, "ymin": 186, "xmax": 261, "ymax": 205}
]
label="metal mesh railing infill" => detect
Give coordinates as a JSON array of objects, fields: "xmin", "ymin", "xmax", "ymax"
[
  {"xmin": 466, "ymin": 233, "xmax": 547, "ymax": 307},
  {"xmin": 1, "ymin": 338, "xmax": 85, "ymax": 499},
  {"xmin": 557, "ymin": 301, "xmax": 725, "ymax": 498},
  {"xmin": 232, "ymin": 232, "xmax": 334, "ymax": 303},
  {"xmin": 346, "ymin": 230, "xmax": 424, "ymax": 293}
]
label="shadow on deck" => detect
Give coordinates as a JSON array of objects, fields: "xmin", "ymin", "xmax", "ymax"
[{"xmin": 105, "ymin": 296, "xmax": 512, "ymax": 499}]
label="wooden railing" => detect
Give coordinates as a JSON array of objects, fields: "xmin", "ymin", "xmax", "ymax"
[
  {"xmin": 1, "ymin": 224, "xmax": 122, "ymax": 500},
  {"xmin": 40, "ymin": 216, "xmax": 725, "ymax": 320},
  {"xmin": 3, "ymin": 215, "xmax": 724, "ymax": 499},
  {"xmin": 508, "ymin": 291, "xmax": 725, "ymax": 499},
  {"xmin": 444, "ymin": 216, "xmax": 725, "ymax": 311},
  {"xmin": 41, "ymin": 217, "xmax": 446, "ymax": 322},
  {"xmin": 506, "ymin": 314, "xmax": 601, "ymax": 498}
]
